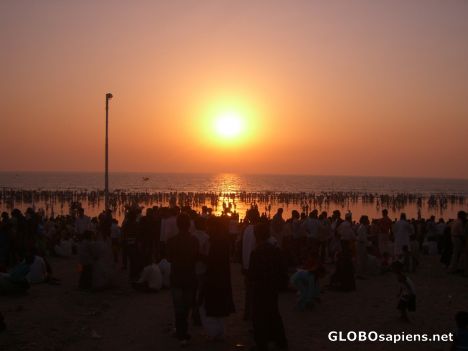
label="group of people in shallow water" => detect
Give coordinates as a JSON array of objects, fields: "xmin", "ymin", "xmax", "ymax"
[
  {"xmin": 1, "ymin": 187, "xmax": 464, "ymax": 226},
  {"xmin": 1, "ymin": 203, "xmax": 468, "ymax": 350}
]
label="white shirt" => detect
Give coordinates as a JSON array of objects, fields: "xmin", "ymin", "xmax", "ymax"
[
  {"xmin": 242, "ymin": 225, "xmax": 256, "ymax": 270},
  {"xmin": 26, "ymin": 256, "xmax": 47, "ymax": 284},
  {"xmin": 137, "ymin": 263, "xmax": 162, "ymax": 290},
  {"xmin": 394, "ymin": 220, "xmax": 413, "ymax": 252}
]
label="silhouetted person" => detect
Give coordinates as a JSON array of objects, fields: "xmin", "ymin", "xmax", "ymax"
[
  {"xmin": 200, "ymin": 217, "xmax": 235, "ymax": 340},
  {"xmin": 121, "ymin": 209, "xmax": 142, "ymax": 280},
  {"xmin": 167, "ymin": 213, "xmax": 199, "ymax": 347},
  {"xmin": 249, "ymin": 222, "xmax": 288, "ymax": 351}
]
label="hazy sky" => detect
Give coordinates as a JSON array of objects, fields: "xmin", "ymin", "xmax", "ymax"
[{"xmin": 1, "ymin": 1, "xmax": 467, "ymax": 178}]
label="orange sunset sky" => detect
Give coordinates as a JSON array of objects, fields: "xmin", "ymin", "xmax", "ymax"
[{"xmin": 1, "ymin": 1, "xmax": 467, "ymax": 178}]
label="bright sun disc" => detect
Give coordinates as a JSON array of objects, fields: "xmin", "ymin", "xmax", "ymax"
[{"xmin": 214, "ymin": 112, "xmax": 244, "ymax": 138}]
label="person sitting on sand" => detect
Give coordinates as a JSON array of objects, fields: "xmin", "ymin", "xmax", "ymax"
[
  {"xmin": 54, "ymin": 233, "xmax": 73, "ymax": 257},
  {"xmin": 0, "ymin": 254, "xmax": 33, "ymax": 295},
  {"xmin": 290, "ymin": 253, "xmax": 324, "ymax": 310},
  {"xmin": 133, "ymin": 256, "xmax": 163, "ymax": 293},
  {"xmin": 26, "ymin": 254, "xmax": 48, "ymax": 284}
]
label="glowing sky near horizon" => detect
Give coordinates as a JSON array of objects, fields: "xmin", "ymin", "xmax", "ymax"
[{"xmin": 1, "ymin": 1, "xmax": 467, "ymax": 178}]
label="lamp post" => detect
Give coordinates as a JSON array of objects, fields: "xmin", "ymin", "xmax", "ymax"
[{"xmin": 105, "ymin": 92, "xmax": 113, "ymax": 211}]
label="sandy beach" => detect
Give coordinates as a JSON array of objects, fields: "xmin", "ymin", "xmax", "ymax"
[{"xmin": 1, "ymin": 253, "xmax": 466, "ymax": 351}]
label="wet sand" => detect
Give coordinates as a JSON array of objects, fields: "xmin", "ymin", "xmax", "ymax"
[{"xmin": 1, "ymin": 255, "xmax": 467, "ymax": 351}]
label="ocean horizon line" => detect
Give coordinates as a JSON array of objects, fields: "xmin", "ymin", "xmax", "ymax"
[{"xmin": 0, "ymin": 170, "xmax": 467, "ymax": 182}]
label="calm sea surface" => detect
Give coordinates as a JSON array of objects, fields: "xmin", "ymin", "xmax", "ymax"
[
  {"xmin": 0, "ymin": 172, "xmax": 467, "ymax": 194},
  {"xmin": 0, "ymin": 172, "xmax": 467, "ymax": 220}
]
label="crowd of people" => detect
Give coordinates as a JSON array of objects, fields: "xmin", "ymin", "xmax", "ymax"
[{"xmin": 0, "ymin": 202, "xmax": 468, "ymax": 350}]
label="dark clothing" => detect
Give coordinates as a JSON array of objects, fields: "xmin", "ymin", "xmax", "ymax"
[
  {"xmin": 397, "ymin": 295, "xmax": 416, "ymax": 312},
  {"xmin": 440, "ymin": 226, "xmax": 453, "ymax": 267},
  {"xmin": 99, "ymin": 212, "xmax": 113, "ymax": 238},
  {"xmin": 0, "ymin": 227, "xmax": 10, "ymax": 271},
  {"xmin": 167, "ymin": 233, "xmax": 199, "ymax": 342},
  {"xmin": 79, "ymin": 264, "xmax": 93, "ymax": 290},
  {"xmin": 249, "ymin": 242, "xmax": 288, "ymax": 351},
  {"xmin": 203, "ymin": 234, "xmax": 235, "ymax": 317},
  {"xmin": 171, "ymin": 287, "xmax": 195, "ymax": 341},
  {"xmin": 139, "ymin": 216, "xmax": 159, "ymax": 259},
  {"xmin": 330, "ymin": 247, "xmax": 356, "ymax": 292},
  {"xmin": 122, "ymin": 220, "xmax": 142, "ymax": 280},
  {"xmin": 167, "ymin": 234, "xmax": 199, "ymax": 288}
]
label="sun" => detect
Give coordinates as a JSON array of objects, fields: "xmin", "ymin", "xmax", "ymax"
[{"xmin": 214, "ymin": 111, "xmax": 244, "ymax": 139}]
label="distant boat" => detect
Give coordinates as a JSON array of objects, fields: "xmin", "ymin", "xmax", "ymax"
[{"xmin": 142, "ymin": 177, "xmax": 150, "ymax": 182}]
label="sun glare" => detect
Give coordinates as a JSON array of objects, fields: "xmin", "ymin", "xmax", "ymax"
[{"xmin": 214, "ymin": 112, "xmax": 244, "ymax": 139}]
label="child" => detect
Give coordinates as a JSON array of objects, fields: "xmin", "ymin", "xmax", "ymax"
[
  {"xmin": 452, "ymin": 311, "xmax": 468, "ymax": 351},
  {"xmin": 393, "ymin": 262, "xmax": 416, "ymax": 321},
  {"xmin": 290, "ymin": 255, "xmax": 324, "ymax": 310}
]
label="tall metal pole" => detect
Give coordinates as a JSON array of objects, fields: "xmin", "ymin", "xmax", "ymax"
[{"xmin": 105, "ymin": 93, "xmax": 113, "ymax": 211}]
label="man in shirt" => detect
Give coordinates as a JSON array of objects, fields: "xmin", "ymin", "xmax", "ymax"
[
  {"xmin": 378, "ymin": 209, "xmax": 393, "ymax": 257},
  {"xmin": 394, "ymin": 213, "xmax": 414, "ymax": 258}
]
